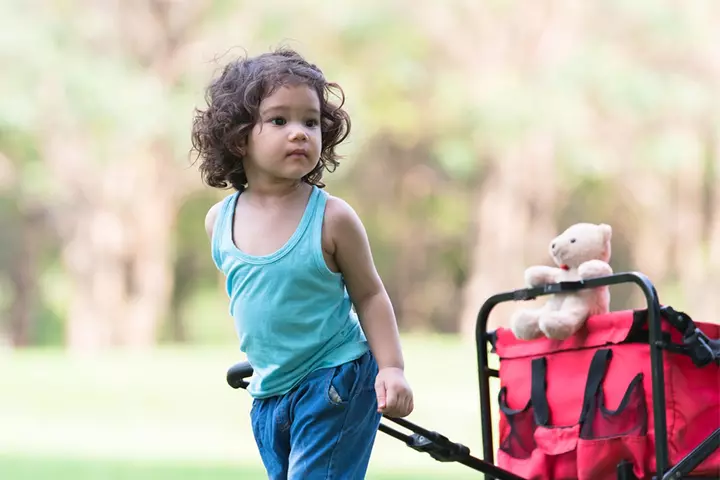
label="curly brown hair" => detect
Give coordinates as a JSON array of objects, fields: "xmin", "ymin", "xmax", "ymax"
[{"xmin": 190, "ymin": 48, "xmax": 351, "ymax": 191}]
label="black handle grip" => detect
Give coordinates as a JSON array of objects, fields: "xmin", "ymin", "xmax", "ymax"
[{"xmin": 227, "ymin": 361, "xmax": 254, "ymax": 389}]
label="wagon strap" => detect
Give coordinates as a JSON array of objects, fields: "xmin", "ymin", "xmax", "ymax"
[{"xmin": 660, "ymin": 306, "xmax": 720, "ymax": 367}]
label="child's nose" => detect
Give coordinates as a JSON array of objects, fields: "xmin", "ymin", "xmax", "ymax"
[{"xmin": 289, "ymin": 128, "xmax": 308, "ymax": 141}]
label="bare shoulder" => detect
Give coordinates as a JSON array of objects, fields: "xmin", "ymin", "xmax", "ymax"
[
  {"xmin": 205, "ymin": 200, "xmax": 224, "ymax": 240},
  {"xmin": 324, "ymin": 194, "xmax": 381, "ymax": 296},
  {"xmin": 324, "ymin": 194, "xmax": 366, "ymax": 237}
]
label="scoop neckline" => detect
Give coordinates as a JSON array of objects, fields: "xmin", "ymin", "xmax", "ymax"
[{"xmin": 226, "ymin": 186, "xmax": 318, "ymax": 265}]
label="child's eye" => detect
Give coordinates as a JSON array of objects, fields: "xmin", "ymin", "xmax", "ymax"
[
  {"xmin": 306, "ymin": 119, "xmax": 320, "ymax": 128},
  {"xmin": 269, "ymin": 117, "xmax": 286, "ymax": 126}
]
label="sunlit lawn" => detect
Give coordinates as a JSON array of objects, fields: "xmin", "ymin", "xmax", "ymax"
[{"xmin": 0, "ymin": 334, "xmax": 500, "ymax": 479}]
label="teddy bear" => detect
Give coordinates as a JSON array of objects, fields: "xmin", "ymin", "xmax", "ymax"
[{"xmin": 510, "ymin": 222, "xmax": 614, "ymax": 341}]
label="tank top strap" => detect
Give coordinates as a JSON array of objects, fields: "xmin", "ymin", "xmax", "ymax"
[
  {"xmin": 308, "ymin": 187, "xmax": 328, "ymax": 246},
  {"xmin": 286, "ymin": 185, "xmax": 322, "ymax": 255},
  {"xmin": 305, "ymin": 187, "xmax": 337, "ymax": 277}
]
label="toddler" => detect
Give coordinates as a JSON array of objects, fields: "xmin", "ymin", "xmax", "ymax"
[{"xmin": 191, "ymin": 47, "xmax": 414, "ymax": 479}]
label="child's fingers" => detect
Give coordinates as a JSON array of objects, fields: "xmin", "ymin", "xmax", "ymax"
[
  {"xmin": 384, "ymin": 386, "xmax": 398, "ymax": 413},
  {"xmin": 393, "ymin": 392, "xmax": 407, "ymax": 417},
  {"xmin": 379, "ymin": 387, "xmax": 408, "ymax": 416},
  {"xmin": 393, "ymin": 389, "xmax": 413, "ymax": 417},
  {"xmin": 375, "ymin": 382, "xmax": 387, "ymax": 412},
  {"xmin": 403, "ymin": 393, "xmax": 414, "ymax": 416}
]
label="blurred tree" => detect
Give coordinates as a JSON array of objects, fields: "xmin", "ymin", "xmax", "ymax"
[
  {"xmin": 0, "ymin": 1, "xmax": 214, "ymax": 349},
  {"xmin": 1, "ymin": 0, "xmax": 719, "ymax": 349}
]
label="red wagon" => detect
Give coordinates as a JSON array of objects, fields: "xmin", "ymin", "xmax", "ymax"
[{"xmin": 227, "ymin": 272, "xmax": 720, "ymax": 479}]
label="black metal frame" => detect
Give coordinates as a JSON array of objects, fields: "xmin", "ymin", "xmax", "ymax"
[{"xmin": 226, "ymin": 271, "xmax": 719, "ymax": 479}]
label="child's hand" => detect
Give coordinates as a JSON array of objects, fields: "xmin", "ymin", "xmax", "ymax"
[{"xmin": 375, "ymin": 367, "xmax": 414, "ymax": 418}]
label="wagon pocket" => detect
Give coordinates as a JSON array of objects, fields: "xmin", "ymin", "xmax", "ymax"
[
  {"xmin": 577, "ymin": 372, "xmax": 649, "ymax": 480},
  {"xmin": 497, "ymin": 385, "xmax": 552, "ymax": 479},
  {"xmin": 496, "ymin": 356, "xmax": 581, "ymax": 480},
  {"xmin": 497, "ymin": 349, "xmax": 631, "ymax": 480}
]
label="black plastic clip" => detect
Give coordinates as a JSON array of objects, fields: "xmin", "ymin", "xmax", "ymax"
[
  {"xmin": 660, "ymin": 306, "xmax": 719, "ymax": 367},
  {"xmin": 406, "ymin": 432, "xmax": 471, "ymax": 462},
  {"xmin": 513, "ymin": 288, "xmax": 536, "ymax": 301}
]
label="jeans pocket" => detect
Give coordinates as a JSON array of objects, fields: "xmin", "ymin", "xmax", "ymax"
[{"xmin": 326, "ymin": 354, "xmax": 367, "ymax": 407}]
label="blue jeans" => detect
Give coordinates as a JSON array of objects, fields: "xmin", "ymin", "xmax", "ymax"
[{"xmin": 249, "ymin": 351, "xmax": 382, "ymax": 479}]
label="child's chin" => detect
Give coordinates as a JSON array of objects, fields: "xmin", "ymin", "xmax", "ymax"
[
  {"xmin": 276, "ymin": 171, "xmax": 312, "ymax": 182},
  {"xmin": 284, "ymin": 165, "xmax": 316, "ymax": 179}
]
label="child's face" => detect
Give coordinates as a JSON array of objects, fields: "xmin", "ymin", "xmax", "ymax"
[{"xmin": 245, "ymin": 84, "xmax": 322, "ymax": 183}]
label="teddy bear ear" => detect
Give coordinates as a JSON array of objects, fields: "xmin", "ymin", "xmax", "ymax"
[{"xmin": 599, "ymin": 223, "xmax": 612, "ymax": 241}]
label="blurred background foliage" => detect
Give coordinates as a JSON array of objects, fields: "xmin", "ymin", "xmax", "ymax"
[{"xmin": 2, "ymin": 0, "xmax": 719, "ymax": 349}]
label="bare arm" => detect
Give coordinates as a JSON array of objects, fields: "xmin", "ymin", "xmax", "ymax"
[
  {"xmin": 204, "ymin": 201, "xmax": 223, "ymax": 240},
  {"xmin": 326, "ymin": 197, "xmax": 404, "ymax": 371}
]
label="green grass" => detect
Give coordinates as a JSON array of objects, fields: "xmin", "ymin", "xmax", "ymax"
[
  {"xmin": 0, "ymin": 455, "xmax": 265, "ymax": 480},
  {"xmin": 0, "ymin": 455, "xmax": 483, "ymax": 480},
  {"xmin": 0, "ymin": 334, "xmax": 500, "ymax": 479}
]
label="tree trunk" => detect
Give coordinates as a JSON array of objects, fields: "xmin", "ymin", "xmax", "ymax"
[
  {"xmin": 622, "ymin": 167, "xmax": 674, "ymax": 287},
  {"xmin": 117, "ymin": 143, "xmax": 177, "ymax": 347},
  {"xmin": 44, "ymin": 134, "xmax": 179, "ymax": 351},
  {"xmin": 40, "ymin": 1, "xmax": 206, "ymax": 352},
  {"xmin": 8, "ymin": 208, "xmax": 42, "ymax": 346},
  {"xmin": 671, "ymin": 151, "xmax": 705, "ymax": 313},
  {"xmin": 62, "ymin": 204, "xmax": 128, "ymax": 350},
  {"xmin": 459, "ymin": 133, "xmax": 559, "ymax": 337},
  {"xmin": 696, "ymin": 130, "xmax": 720, "ymax": 324}
]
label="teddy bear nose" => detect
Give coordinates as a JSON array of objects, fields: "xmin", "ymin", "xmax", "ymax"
[{"xmin": 551, "ymin": 243, "xmax": 556, "ymax": 250}]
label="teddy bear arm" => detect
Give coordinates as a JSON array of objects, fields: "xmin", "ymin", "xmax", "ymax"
[
  {"xmin": 577, "ymin": 260, "xmax": 613, "ymax": 280},
  {"xmin": 524, "ymin": 265, "xmax": 561, "ymax": 287}
]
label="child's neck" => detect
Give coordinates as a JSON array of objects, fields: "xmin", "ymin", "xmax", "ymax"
[{"xmin": 243, "ymin": 179, "xmax": 309, "ymax": 202}]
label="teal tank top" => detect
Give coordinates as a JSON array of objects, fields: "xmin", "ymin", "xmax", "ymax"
[{"xmin": 211, "ymin": 186, "xmax": 369, "ymax": 399}]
